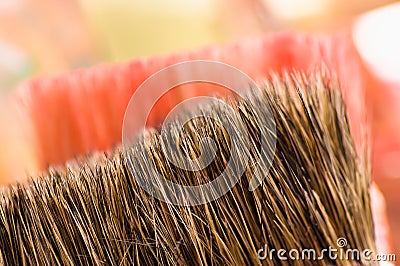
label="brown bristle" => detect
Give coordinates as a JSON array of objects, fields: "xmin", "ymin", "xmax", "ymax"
[{"xmin": 0, "ymin": 71, "xmax": 375, "ymax": 265}]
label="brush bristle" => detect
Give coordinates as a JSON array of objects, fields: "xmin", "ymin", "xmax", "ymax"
[{"xmin": 0, "ymin": 71, "xmax": 375, "ymax": 265}]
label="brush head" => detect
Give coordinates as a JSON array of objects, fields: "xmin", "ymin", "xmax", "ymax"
[{"xmin": 0, "ymin": 71, "xmax": 374, "ymax": 265}]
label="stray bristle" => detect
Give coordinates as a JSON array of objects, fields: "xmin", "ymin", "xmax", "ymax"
[{"xmin": 0, "ymin": 71, "xmax": 374, "ymax": 265}]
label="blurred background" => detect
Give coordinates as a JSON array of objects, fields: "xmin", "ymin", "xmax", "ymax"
[
  {"xmin": 0, "ymin": 0, "xmax": 397, "ymax": 90},
  {"xmin": 0, "ymin": 0, "xmax": 399, "ymax": 258}
]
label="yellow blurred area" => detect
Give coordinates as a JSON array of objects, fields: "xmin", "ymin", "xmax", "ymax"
[{"xmin": 79, "ymin": 0, "xmax": 223, "ymax": 60}]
